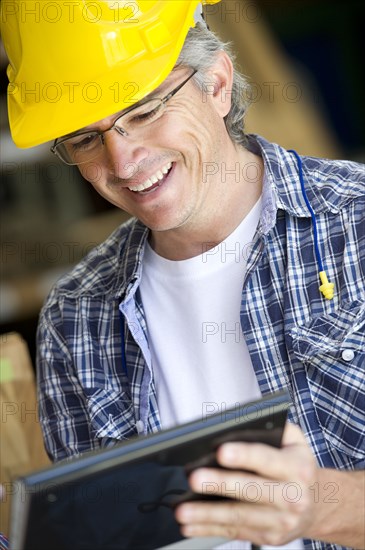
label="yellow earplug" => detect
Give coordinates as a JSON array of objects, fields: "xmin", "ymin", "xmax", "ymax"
[{"xmin": 319, "ymin": 271, "xmax": 334, "ymax": 300}]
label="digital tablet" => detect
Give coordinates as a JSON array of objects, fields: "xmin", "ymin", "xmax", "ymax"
[{"xmin": 9, "ymin": 390, "xmax": 291, "ymax": 550}]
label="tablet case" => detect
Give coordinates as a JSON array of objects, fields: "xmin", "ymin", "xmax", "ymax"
[{"xmin": 10, "ymin": 390, "xmax": 291, "ymax": 550}]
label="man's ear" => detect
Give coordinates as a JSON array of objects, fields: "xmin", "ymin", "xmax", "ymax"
[{"xmin": 204, "ymin": 50, "xmax": 234, "ymax": 118}]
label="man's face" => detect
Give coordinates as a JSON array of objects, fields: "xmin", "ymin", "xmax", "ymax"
[{"xmin": 77, "ymin": 59, "xmax": 232, "ymax": 233}]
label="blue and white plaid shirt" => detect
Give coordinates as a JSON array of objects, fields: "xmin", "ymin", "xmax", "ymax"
[{"xmin": 37, "ymin": 135, "xmax": 365, "ymax": 550}]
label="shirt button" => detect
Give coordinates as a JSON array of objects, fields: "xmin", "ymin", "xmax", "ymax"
[{"xmin": 341, "ymin": 349, "xmax": 355, "ymax": 362}]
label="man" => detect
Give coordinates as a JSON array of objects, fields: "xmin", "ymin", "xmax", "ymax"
[{"xmin": 1, "ymin": 1, "xmax": 364, "ymax": 549}]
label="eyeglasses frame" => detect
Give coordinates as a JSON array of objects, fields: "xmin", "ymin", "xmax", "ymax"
[{"xmin": 50, "ymin": 68, "xmax": 198, "ymax": 165}]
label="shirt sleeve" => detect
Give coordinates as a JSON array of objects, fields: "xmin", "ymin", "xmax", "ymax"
[{"xmin": 36, "ymin": 303, "xmax": 101, "ymax": 462}]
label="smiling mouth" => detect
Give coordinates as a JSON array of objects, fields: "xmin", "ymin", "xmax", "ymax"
[{"xmin": 127, "ymin": 162, "xmax": 173, "ymax": 194}]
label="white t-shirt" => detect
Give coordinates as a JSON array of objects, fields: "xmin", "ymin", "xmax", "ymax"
[
  {"xmin": 140, "ymin": 198, "xmax": 303, "ymax": 550},
  {"xmin": 140, "ymin": 199, "xmax": 262, "ymax": 429}
]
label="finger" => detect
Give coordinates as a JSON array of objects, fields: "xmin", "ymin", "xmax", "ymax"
[
  {"xmin": 180, "ymin": 521, "xmax": 260, "ymax": 544},
  {"xmin": 216, "ymin": 442, "xmax": 292, "ymax": 479},
  {"xmin": 175, "ymin": 500, "xmax": 291, "ymax": 542},
  {"xmin": 282, "ymin": 422, "xmax": 308, "ymax": 446},
  {"xmin": 216, "ymin": 438, "xmax": 313, "ymax": 483},
  {"xmin": 180, "ymin": 519, "xmax": 297, "ymax": 547},
  {"xmin": 187, "ymin": 467, "xmax": 306, "ymax": 509}
]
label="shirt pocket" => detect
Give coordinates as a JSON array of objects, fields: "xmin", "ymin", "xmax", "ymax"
[
  {"xmin": 85, "ymin": 387, "xmax": 137, "ymax": 443},
  {"xmin": 289, "ymin": 300, "xmax": 365, "ymax": 460}
]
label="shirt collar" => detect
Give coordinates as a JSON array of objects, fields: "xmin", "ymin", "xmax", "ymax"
[
  {"xmin": 246, "ymin": 134, "xmax": 314, "ymax": 229},
  {"xmin": 248, "ymin": 134, "xmax": 363, "ymax": 233},
  {"xmin": 114, "ymin": 219, "xmax": 149, "ymax": 301}
]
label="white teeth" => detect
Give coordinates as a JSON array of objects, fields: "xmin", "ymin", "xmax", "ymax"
[{"xmin": 127, "ymin": 162, "xmax": 172, "ymax": 192}]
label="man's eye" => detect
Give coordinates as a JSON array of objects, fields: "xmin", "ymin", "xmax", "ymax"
[
  {"xmin": 129, "ymin": 104, "xmax": 162, "ymax": 124},
  {"xmin": 69, "ymin": 134, "xmax": 98, "ymax": 150}
]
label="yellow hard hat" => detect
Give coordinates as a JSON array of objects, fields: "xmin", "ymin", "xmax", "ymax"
[{"xmin": 1, "ymin": 0, "xmax": 220, "ymax": 148}]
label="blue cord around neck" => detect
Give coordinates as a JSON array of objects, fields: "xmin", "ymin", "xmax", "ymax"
[
  {"xmin": 287, "ymin": 149, "xmax": 334, "ymax": 300},
  {"xmin": 288, "ymin": 149, "xmax": 324, "ymax": 272}
]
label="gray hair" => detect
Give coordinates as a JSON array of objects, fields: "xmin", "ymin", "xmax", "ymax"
[{"xmin": 176, "ymin": 23, "xmax": 251, "ymax": 147}]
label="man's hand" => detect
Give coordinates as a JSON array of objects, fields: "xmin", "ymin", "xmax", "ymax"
[{"xmin": 175, "ymin": 423, "xmax": 319, "ymax": 547}]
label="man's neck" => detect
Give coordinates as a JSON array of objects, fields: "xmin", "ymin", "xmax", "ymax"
[{"xmin": 149, "ymin": 143, "xmax": 264, "ymax": 261}]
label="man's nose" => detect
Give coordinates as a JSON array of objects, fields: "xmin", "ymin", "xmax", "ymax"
[{"xmin": 103, "ymin": 129, "xmax": 149, "ymax": 179}]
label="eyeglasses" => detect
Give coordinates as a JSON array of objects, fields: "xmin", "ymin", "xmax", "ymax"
[{"xmin": 51, "ymin": 69, "xmax": 197, "ymax": 166}]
